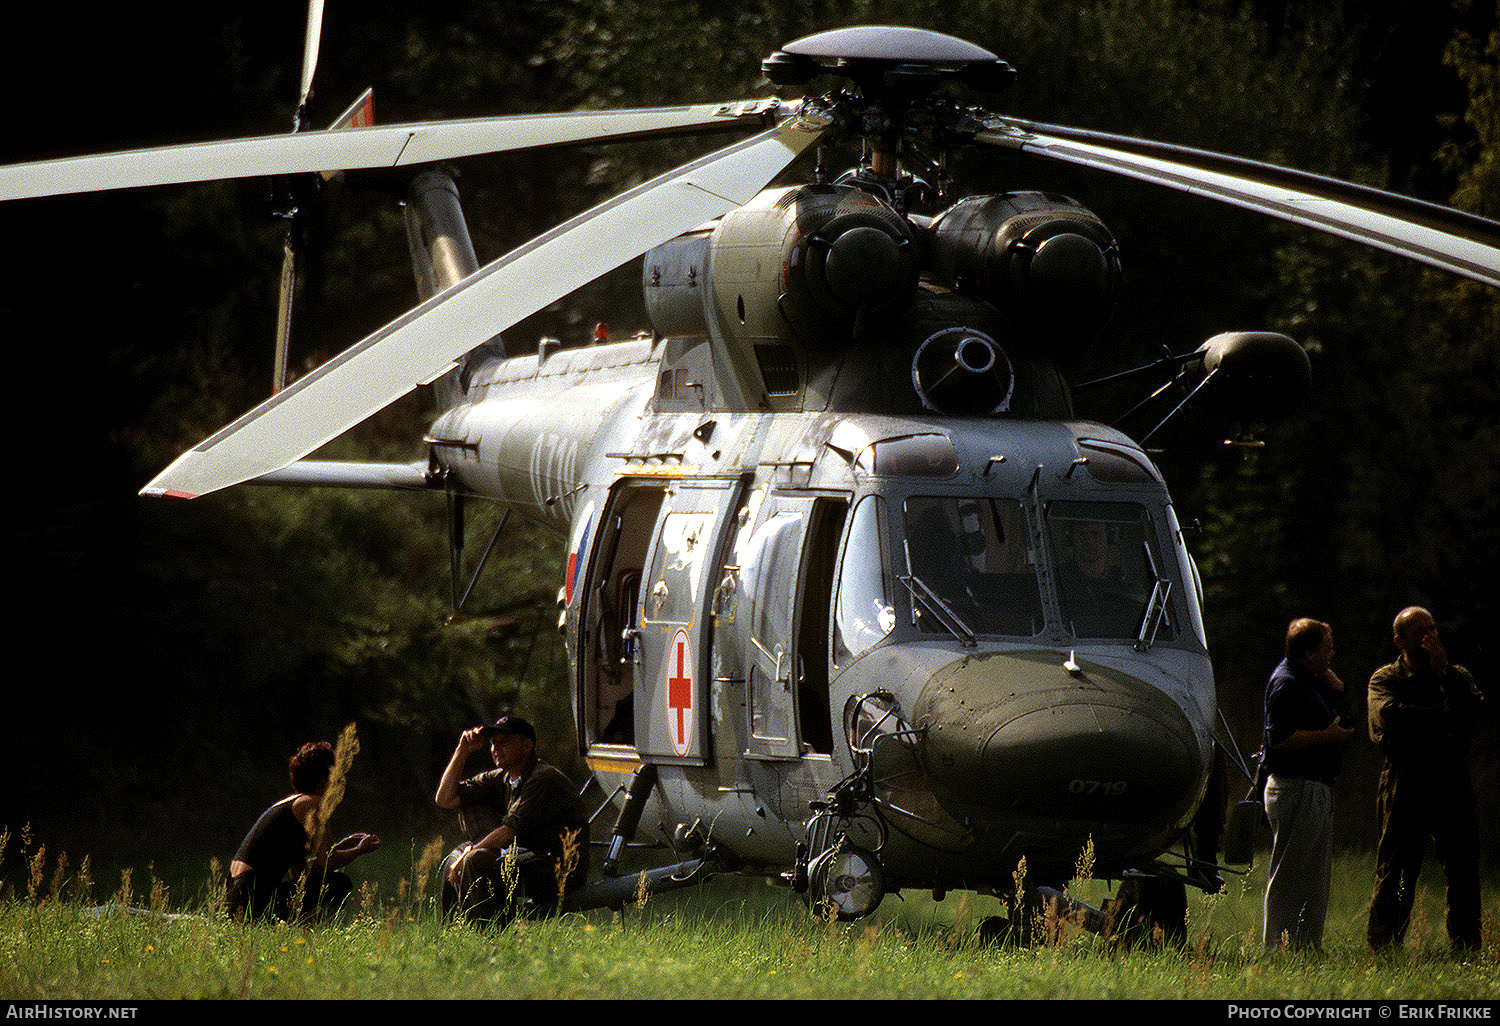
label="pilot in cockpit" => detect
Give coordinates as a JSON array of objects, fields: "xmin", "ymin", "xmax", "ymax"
[
  {"xmin": 1066, "ymin": 519, "xmax": 1121, "ymax": 583},
  {"xmin": 908, "ymin": 506, "xmax": 964, "ymax": 585},
  {"xmin": 1055, "ymin": 517, "xmax": 1137, "ymax": 637}
]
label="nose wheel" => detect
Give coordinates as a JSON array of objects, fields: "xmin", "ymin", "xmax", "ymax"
[
  {"xmin": 806, "ymin": 843, "xmax": 886, "ymax": 920},
  {"xmin": 797, "ymin": 768, "xmax": 891, "ymax": 920}
]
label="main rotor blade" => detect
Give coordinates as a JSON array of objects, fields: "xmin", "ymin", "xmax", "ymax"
[
  {"xmin": 141, "ymin": 114, "xmax": 826, "ymax": 500},
  {"xmin": 976, "ymin": 118, "xmax": 1500, "ymax": 287},
  {"xmin": 0, "ymin": 100, "xmax": 784, "ymax": 201}
]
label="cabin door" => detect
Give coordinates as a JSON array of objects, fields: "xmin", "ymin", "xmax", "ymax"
[
  {"xmin": 739, "ymin": 492, "xmax": 846, "ymax": 760},
  {"xmin": 579, "ymin": 480, "xmax": 667, "ymax": 752},
  {"xmin": 633, "ymin": 478, "xmax": 746, "ymax": 765}
]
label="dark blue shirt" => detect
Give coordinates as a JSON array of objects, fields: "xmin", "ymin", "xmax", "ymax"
[{"xmin": 1262, "ymin": 657, "xmax": 1343, "ymax": 783}]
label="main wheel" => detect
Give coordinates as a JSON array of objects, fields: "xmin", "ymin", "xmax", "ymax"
[{"xmin": 1107, "ymin": 877, "xmax": 1187, "ymax": 946}]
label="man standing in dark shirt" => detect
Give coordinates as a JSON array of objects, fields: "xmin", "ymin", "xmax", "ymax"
[
  {"xmin": 1366, "ymin": 607, "xmax": 1484, "ymax": 954},
  {"xmin": 435, "ymin": 715, "xmax": 590, "ymax": 922},
  {"xmin": 1261, "ymin": 617, "xmax": 1354, "ymax": 950}
]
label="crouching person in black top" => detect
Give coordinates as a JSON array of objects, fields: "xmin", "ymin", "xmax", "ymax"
[
  {"xmin": 226, "ymin": 740, "xmax": 382, "ymax": 922},
  {"xmin": 435, "ymin": 715, "xmax": 589, "ymax": 924}
]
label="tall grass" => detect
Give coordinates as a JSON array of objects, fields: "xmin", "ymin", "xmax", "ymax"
[{"xmin": 2, "ymin": 825, "xmax": 1496, "ymax": 1000}]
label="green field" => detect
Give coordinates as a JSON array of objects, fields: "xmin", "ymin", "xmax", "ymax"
[{"xmin": 2, "ymin": 832, "xmax": 1495, "ymax": 1001}]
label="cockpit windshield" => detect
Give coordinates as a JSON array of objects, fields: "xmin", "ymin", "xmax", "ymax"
[
  {"xmin": 832, "ymin": 490, "xmax": 1183, "ymax": 650},
  {"xmin": 901, "ymin": 497, "xmax": 1044, "ymax": 638},
  {"xmin": 1046, "ymin": 500, "xmax": 1174, "ymax": 642}
]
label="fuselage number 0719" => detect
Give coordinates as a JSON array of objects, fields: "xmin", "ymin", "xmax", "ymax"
[{"xmin": 1068, "ymin": 779, "xmax": 1128, "ymax": 796}]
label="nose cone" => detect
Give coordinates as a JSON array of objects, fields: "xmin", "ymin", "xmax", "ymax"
[{"xmin": 913, "ymin": 650, "xmax": 1204, "ymax": 827}]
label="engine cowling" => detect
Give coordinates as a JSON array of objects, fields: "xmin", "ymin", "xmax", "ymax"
[
  {"xmin": 930, "ymin": 192, "xmax": 1120, "ymax": 352},
  {"xmin": 644, "ymin": 185, "xmax": 920, "ymax": 348},
  {"xmin": 643, "ymin": 227, "xmax": 712, "ymax": 340},
  {"xmin": 720, "ymin": 184, "xmax": 919, "ymax": 347}
]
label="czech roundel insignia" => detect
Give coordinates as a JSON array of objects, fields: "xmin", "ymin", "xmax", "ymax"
[{"xmin": 565, "ymin": 503, "xmax": 595, "ymax": 607}]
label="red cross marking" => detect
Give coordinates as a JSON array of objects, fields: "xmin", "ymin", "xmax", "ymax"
[{"xmin": 667, "ymin": 628, "xmax": 693, "ymax": 754}]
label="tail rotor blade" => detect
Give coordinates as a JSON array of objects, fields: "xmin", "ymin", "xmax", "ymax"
[
  {"xmin": 273, "ymin": 0, "xmax": 328, "ymax": 393},
  {"xmin": 272, "ymin": 229, "xmax": 298, "ymax": 393},
  {"xmin": 141, "ymin": 114, "xmax": 825, "ymax": 499},
  {"xmin": 327, "ymin": 88, "xmax": 376, "ymax": 133},
  {"xmin": 272, "ymin": 86, "xmax": 376, "ymax": 394},
  {"xmin": 296, "ymin": 0, "xmax": 326, "ymax": 131}
]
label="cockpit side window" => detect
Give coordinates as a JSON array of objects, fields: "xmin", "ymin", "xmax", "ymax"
[
  {"xmin": 835, "ymin": 495, "xmax": 895, "ymax": 663},
  {"xmin": 901, "ymin": 497, "xmax": 1043, "ymax": 638},
  {"xmin": 1045, "ymin": 500, "xmax": 1176, "ymax": 642}
]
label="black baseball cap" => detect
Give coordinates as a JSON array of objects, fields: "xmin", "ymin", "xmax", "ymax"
[{"xmin": 479, "ymin": 715, "xmax": 536, "ymax": 742}]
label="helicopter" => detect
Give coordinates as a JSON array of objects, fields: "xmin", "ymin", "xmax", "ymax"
[{"xmin": 5, "ymin": 15, "xmax": 1496, "ymax": 935}]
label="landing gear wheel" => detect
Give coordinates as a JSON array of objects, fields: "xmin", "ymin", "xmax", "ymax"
[
  {"xmin": 977, "ymin": 914, "xmax": 1018, "ymax": 945},
  {"xmin": 1107, "ymin": 877, "xmax": 1187, "ymax": 946},
  {"xmin": 807, "ymin": 844, "xmax": 885, "ymax": 920},
  {"xmin": 975, "ymin": 885, "xmax": 1054, "ymax": 946}
]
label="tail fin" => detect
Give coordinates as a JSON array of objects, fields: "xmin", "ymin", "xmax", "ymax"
[
  {"xmin": 329, "ymin": 89, "xmax": 488, "ymax": 408},
  {"xmin": 327, "ymin": 87, "xmax": 376, "ymax": 133}
]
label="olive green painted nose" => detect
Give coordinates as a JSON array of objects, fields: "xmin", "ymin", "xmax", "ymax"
[{"xmin": 913, "ymin": 650, "xmax": 1202, "ymax": 824}]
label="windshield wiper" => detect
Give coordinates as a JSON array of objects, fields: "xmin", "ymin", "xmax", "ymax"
[
  {"xmin": 1135, "ymin": 540, "xmax": 1172, "ymax": 651},
  {"xmin": 899, "ymin": 573, "xmax": 977, "ymax": 648}
]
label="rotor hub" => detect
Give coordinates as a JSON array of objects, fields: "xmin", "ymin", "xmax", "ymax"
[{"xmin": 764, "ymin": 26, "xmax": 1016, "ymax": 98}]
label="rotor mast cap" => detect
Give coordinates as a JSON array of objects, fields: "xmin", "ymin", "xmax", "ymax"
[{"xmin": 764, "ymin": 26, "xmax": 1016, "ymax": 95}]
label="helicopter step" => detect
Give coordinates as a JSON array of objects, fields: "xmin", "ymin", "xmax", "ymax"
[{"xmin": 561, "ymin": 855, "xmax": 723, "ymax": 915}]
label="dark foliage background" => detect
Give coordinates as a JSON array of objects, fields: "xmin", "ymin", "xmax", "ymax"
[{"xmin": 1, "ymin": 0, "xmax": 1494, "ymax": 895}]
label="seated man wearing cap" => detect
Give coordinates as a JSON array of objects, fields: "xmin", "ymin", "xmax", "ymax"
[{"xmin": 434, "ymin": 715, "xmax": 590, "ymax": 922}]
